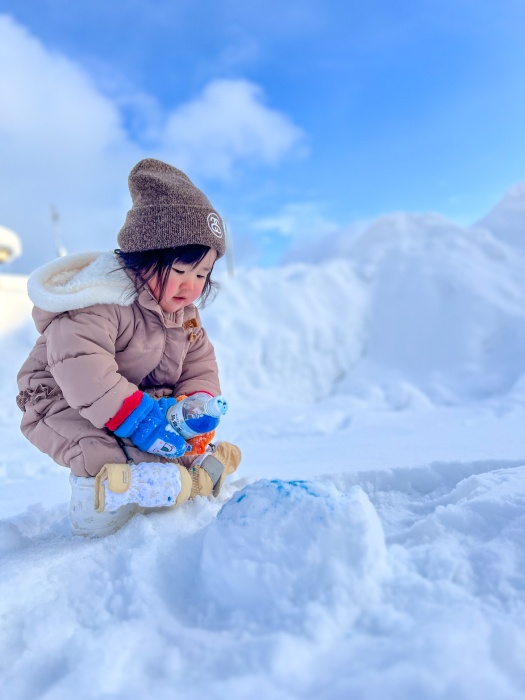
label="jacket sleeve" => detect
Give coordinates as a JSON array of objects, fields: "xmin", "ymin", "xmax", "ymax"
[
  {"xmin": 175, "ymin": 311, "xmax": 221, "ymax": 397},
  {"xmin": 44, "ymin": 305, "xmax": 139, "ymax": 428}
]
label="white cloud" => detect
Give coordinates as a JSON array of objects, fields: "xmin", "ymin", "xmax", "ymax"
[
  {"xmin": 0, "ymin": 15, "xmax": 304, "ymax": 271},
  {"xmin": 0, "ymin": 15, "xmax": 140, "ymax": 269},
  {"xmin": 253, "ymin": 202, "xmax": 339, "ymax": 238},
  {"xmin": 160, "ymin": 79, "xmax": 305, "ymax": 178},
  {"xmin": 250, "ymin": 202, "xmax": 369, "ymax": 265},
  {"xmin": 0, "ymin": 18, "xmax": 124, "ymax": 154}
]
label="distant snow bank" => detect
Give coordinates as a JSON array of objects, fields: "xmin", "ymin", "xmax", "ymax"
[
  {"xmin": 4, "ymin": 201, "xmax": 525, "ymax": 411},
  {"xmin": 0, "ymin": 272, "xmax": 28, "ymax": 293},
  {"xmin": 0, "ymin": 274, "xmax": 33, "ymax": 338},
  {"xmin": 344, "ymin": 213, "xmax": 525, "ymax": 403},
  {"xmin": 476, "ymin": 182, "xmax": 525, "ymax": 251},
  {"xmin": 210, "ymin": 211, "xmax": 525, "ymax": 406},
  {"xmin": 4, "ymin": 182, "xmax": 525, "ymax": 407},
  {"xmin": 205, "ymin": 260, "xmax": 367, "ymax": 402}
]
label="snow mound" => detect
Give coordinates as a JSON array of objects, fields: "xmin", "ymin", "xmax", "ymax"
[
  {"xmin": 5, "ymin": 203, "xmax": 525, "ymax": 410},
  {"xmin": 208, "ymin": 208, "xmax": 525, "ymax": 407},
  {"xmin": 205, "ymin": 260, "xmax": 367, "ymax": 402},
  {"xmin": 476, "ymin": 182, "xmax": 525, "ymax": 251},
  {"xmin": 0, "ymin": 274, "xmax": 49, "ymax": 486},
  {"xmin": 191, "ymin": 480, "xmax": 387, "ymax": 632},
  {"xmin": 340, "ymin": 212, "xmax": 525, "ymax": 403},
  {"xmin": 1, "ymin": 461, "xmax": 525, "ymax": 698},
  {"xmin": 0, "ymin": 273, "xmax": 33, "ymax": 339}
]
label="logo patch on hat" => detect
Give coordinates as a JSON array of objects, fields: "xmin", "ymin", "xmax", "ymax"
[{"xmin": 207, "ymin": 212, "xmax": 224, "ymax": 238}]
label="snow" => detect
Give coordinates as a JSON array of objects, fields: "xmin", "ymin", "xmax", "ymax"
[
  {"xmin": 476, "ymin": 183, "xmax": 525, "ymax": 252},
  {"xmin": 1, "ymin": 192, "xmax": 525, "ymax": 699}
]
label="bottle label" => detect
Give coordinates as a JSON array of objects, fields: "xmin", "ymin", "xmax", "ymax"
[
  {"xmin": 167, "ymin": 404, "xmax": 190, "ymax": 437},
  {"xmin": 147, "ymin": 438, "xmax": 181, "ymax": 456}
]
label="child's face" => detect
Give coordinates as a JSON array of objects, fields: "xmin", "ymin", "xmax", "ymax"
[{"xmin": 148, "ymin": 248, "xmax": 217, "ymax": 313}]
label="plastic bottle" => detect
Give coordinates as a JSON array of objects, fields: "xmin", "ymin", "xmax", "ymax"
[{"xmin": 166, "ymin": 393, "xmax": 228, "ymax": 439}]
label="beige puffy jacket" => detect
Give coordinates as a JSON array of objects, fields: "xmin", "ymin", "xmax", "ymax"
[{"xmin": 16, "ymin": 251, "xmax": 220, "ymax": 477}]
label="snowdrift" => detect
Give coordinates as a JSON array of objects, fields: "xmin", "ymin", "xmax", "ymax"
[
  {"xmin": 1, "ymin": 461, "xmax": 524, "ymax": 699},
  {"xmin": 208, "ymin": 210, "xmax": 525, "ymax": 407},
  {"xmin": 476, "ymin": 183, "xmax": 525, "ymax": 251},
  {"xmin": 204, "ymin": 260, "xmax": 367, "ymax": 402},
  {"xmin": 3, "ymin": 186, "xmax": 525, "ymax": 410},
  {"xmin": 343, "ymin": 213, "xmax": 525, "ymax": 403}
]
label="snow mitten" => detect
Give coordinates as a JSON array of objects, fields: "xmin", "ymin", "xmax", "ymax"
[
  {"xmin": 94, "ymin": 461, "xmax": 192, "ymax": 512},
  {"xmin": 188, "ymin": 442, "xmax": 242, "ymax": 498},
  {"xmin": 106, "ymin": 391, "xmax": 189, "ymax": 458},
  {"xmin": 186, "ymin": 429, "xmax": 216, "ymax": 455}
]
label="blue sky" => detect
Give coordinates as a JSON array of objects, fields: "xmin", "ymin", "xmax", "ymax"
[{"xmin": 0, "ymin": 0, "xmax": 524, "ymax": 270}]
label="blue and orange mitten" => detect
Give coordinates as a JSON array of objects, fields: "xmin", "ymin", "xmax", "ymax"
[{"xmin": 105, "ymin": 391, "xmax": 189, "ymax": 458}]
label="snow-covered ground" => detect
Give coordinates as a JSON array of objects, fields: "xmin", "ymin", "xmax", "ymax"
[{"xmin": 1, "ymin": 189, "xmax": 525, "ymax": 699}]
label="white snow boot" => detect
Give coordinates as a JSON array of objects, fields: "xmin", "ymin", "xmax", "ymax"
[{"xmin": 69, "ymin": 474, "xmax": 141, "ymax": 537}]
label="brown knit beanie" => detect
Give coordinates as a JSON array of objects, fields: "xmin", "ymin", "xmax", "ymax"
[{"xmin": 117, "ymin": 158, "xmax": 226, "ymax": 257}]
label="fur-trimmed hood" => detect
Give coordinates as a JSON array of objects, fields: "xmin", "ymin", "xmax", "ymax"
[{"xmin": 27, "ymin": 251, "xmax": 137, "ymax": 313}]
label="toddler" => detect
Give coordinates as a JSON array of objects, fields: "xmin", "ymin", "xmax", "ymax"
[{"xmin": 16, "ymin": 158, "xmax": 241, "ymax": 536}]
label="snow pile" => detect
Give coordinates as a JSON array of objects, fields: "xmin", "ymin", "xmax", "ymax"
[
  {"xmin": 4, "ymin": 196, "xmax": 525, "ymax": 412},
  {"xmin": 1, "ymin": 465, "xmax": 524, "ymax": 699},
  {"xmin": 342, "ymin": 213, "xmax": 525, "ymax": 403},
  {"xmin": 196, "ymin": 480, "xmax": 387, "ymax": 631},
  {"xmin": 208, "ymin": 211, "xmax": 525, "ymax": 408},
  {"xmin": 0, "ymin": 273, "xmax": 32, "ymax": 338},
  {"xmin": 0, "ymin": 274, "xmax": 52, "ymax": 490},
  {"xmin": 476, "ymin": 183, "xmax": 525, "ymax": 251},
  {"xmin": 205, "ymin": 259, "xmax": 367, "ymax": 402}
]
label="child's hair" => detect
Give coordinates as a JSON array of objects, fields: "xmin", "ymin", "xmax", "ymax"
[{"xmin": 115, "ymin": 244, "xmax": 218, "ymax": 307}]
